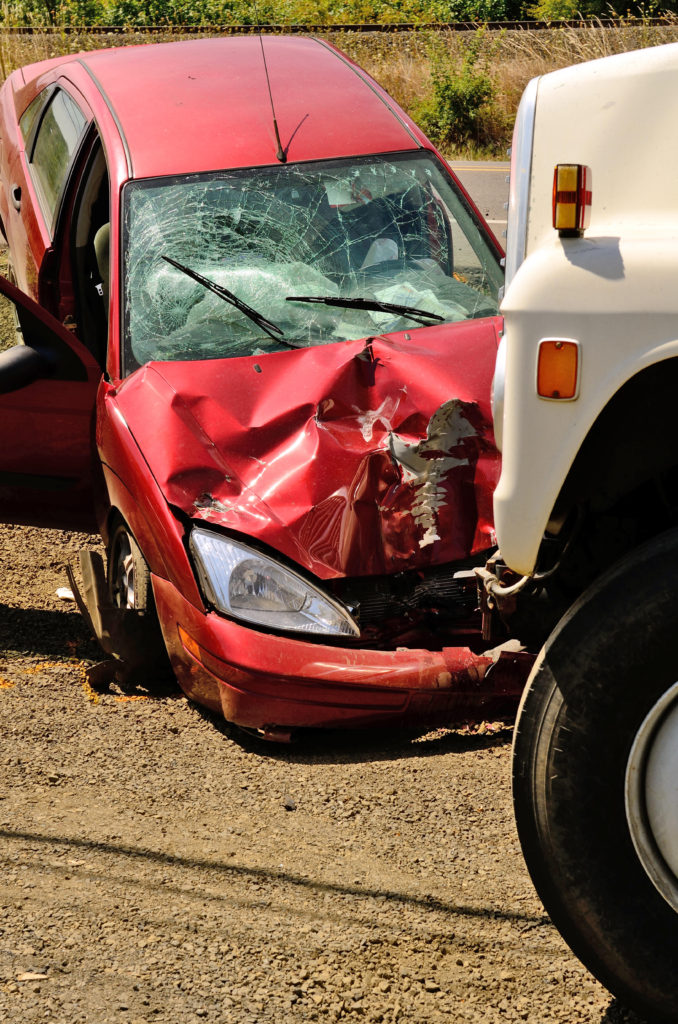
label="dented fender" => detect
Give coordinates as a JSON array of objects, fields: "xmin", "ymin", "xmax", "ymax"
[
  {"xmin": 96, "ymin": 379, "xmax": 203, "ymax": 608},
  {"xmin": 113, "ymin": 319, "xmax": 501, "ymax": 580}
]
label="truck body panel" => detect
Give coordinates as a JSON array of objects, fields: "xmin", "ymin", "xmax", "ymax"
[{"xmin": 496, "ymin": 41, "xmax": 678, "ymax": 575}]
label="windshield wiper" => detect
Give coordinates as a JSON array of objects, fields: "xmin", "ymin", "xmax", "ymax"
[
  {"xmin": 161, "ymin": 255, "xmax": 292, "ymax": 346},
  {"xmin": 286, "ymin": 295, "xmax": 445, "ymax": 327}
]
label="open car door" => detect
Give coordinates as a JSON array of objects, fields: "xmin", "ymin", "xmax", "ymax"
[{"xmin": 0, "ymin": 272, "xmax": 100, "ymax": 532}]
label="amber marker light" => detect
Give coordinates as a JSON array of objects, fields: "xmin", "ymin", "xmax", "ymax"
[
  {"xmin": 553, "ymin": 164, "xmax": 592, "ymax": 236},
  {"xmin": 537, "ymin": 339, "xmax": 580, "ymax": 400},
  {"xmin": 178, "ymin": 624, "xmax": 202, "ymax": 661}
]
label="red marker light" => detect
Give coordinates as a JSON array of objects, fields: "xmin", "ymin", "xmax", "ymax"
[{"xmin": 553, "ymin": 164, "xmax": 592, "ymax": 236}]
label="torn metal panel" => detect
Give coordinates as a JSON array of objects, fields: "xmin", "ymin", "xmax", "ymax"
[
  {"xmin": 114, "ymin": 318, "xmax": 501, "ymax": 581},
  {"xmin": 388, "ymin": 397, "xmax": 480, "ymax": 550}
]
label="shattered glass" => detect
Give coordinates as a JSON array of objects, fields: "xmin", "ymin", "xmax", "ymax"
[{"xmin": 122, "ymin": 152, "xmax": 503, "ymax": 370}]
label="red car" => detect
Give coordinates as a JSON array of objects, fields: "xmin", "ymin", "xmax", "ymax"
[{"xmin": 0, "ymin": 36, "xmax": 531, "ymax": 738}]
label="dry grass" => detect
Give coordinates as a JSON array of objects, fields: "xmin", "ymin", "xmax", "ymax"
[
  {"xmin": 2, "ymin": 20, "xmax": 678, "ymax": 154},
  {"xmin": 335, "ymin": 20, "xmax": 678, "ymax": 154},
  {"xmin": 493, "ymin": 18, "xmax": 678, "ymax": 119},
  {"xmin": 0, "ymin": 26, "xmax": 210, "ymax": 79}
]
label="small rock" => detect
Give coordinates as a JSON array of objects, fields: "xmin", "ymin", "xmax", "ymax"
[{"xmin": 283, "ymin": 795, "xmax": 297, "ymax": 811}]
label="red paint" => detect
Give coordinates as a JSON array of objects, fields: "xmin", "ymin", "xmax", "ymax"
[
  {"xmin": 0, "ymin": 38, "xmax": 533, "ymax": 734},
  {"xmin": 154, "ymin": 576, "xmax": 529, "ymax": 732},
  {"xmin": 114, "ymin": 319, "xmax": 501, "ymax": 580}
]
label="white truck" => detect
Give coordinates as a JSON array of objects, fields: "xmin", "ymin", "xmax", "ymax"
[{"xmin": 490, "ymin": 43, "xmax": 678, "ymax": 1021}]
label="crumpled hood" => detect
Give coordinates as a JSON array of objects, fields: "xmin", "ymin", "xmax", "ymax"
[{"xmin": 114, "ymin": 321, "xmax": 501, "ymax": 579}]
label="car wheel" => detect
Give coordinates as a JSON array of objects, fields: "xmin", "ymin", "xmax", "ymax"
[
  {"xmin": 108, "ymin": 520, "xmax": 153, "ymax": 613},
  {"xmin": 107, "ymin": 519, "xmax": 169, "ymax": 674},
  {"xmin": 513, "ymin": 527, "xmax": 678, "ymax": 1023}
]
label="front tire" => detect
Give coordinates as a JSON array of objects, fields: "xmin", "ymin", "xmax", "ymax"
[
  {"xmin": 513, "ymin": 528, "xmax": 678, "ymax": 1022},
  {"xmin": 106, "ymin": 518, "xmax": 169, "ymax": 677},
  {"xmin": 108, "ymin": 520, "xmax": 154, "ymax": 615}
]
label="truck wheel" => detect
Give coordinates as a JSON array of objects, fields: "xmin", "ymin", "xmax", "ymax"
[{"xmin": 513, "ymin": 527, "xmax": 678, "ymax": 1023}]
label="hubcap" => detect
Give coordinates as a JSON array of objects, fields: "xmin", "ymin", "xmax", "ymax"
[
  {"xmin": 111, "ymin": 532, "xmax": 136, "ymax": 610},
  {"xmin": 626, "ymin": 681, "xmax": 678, "ymax": 913}
]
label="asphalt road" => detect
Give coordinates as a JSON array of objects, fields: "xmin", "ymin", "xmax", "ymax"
[{"xmin": 450, "ymin": 160, "xmax": 510, "ymax": 242}]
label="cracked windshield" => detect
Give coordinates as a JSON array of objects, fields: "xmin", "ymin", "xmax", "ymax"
[{"xmin": 123, "ymin": 152, "xmax": 503, "ymax": 368}]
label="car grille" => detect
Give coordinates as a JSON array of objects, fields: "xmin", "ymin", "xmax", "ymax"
[{"xmin": 327, "ymin": 557, "xmax": 486, "ymax": 650}]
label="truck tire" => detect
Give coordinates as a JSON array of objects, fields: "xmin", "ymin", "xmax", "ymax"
[{"xmin": 513, "ymin": 527, "xmax": 678, "ymax": 1022}]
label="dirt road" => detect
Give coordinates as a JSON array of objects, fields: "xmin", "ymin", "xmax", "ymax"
[{"xmin": 0, "ymin": 524, "xmax": 643, "ymax": 1024}]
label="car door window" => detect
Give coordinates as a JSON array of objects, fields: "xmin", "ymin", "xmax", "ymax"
[
  {"xmin": 28, "ymin": 90, "xmax": 87, "ymax": 228},
  {"xmin": 19, "ymin": 88, "xmax": 53, "ymax": 145}
]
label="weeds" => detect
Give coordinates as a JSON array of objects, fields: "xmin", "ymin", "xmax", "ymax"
[
  {"xmin": 1, "ymin": 18, "xmax": 677, "ymax": 156},
  {"xmin": 413, "ymin": 29, "xmax": 504, "ymax": 148},
  {"xmin": 0, "ymin": 0, "xmax": 527, "ymax": 25}
]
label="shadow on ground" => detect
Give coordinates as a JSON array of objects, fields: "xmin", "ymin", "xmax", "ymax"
[
  {"xmin": 192, "ymin": 699, "xmax": 514, "ymax": 765},
  {"xmin": 0, "ymin": 602, "xmax": 516, "ymax": 764},
  {"xmin": 0, "ymin": 604, "xmax": 99, "ymax": 660},
  {"xmin": 0, "ymin": 823, "xmax": 547, "ymax": 929},
  {"xmin": 600, "ymin": 1000, "xmax": 647, "ymax": 1023}
]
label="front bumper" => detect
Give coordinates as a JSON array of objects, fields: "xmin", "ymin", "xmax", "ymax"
[{"xmin": 152, "ymin": 575, "xmax": 533, "ymax": 733}]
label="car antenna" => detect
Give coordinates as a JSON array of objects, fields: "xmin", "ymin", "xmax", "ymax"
[{"xmin": 259, "ymin": 34, "xmax": 286, "ymax": 163}]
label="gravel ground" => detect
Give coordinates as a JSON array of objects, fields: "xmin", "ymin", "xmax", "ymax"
[{"xmin": 0, "ymin": 524, "xmax": 646, "ymax": 1024}]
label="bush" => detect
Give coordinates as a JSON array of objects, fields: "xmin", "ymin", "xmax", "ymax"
[
  {"xmin": 0, "ymin": 0, "xmax": 109, "ymax": 24},
  {"xmin": 427, "ymin": 0, "xmax": 519, "ymax": 18},
  {"xmin": 414, "ymin": 30, "xmax": 499, "ymax": 150},
  {"xmin": 528, "ymin": 0, "xmax": 579, "ymax": 16}
]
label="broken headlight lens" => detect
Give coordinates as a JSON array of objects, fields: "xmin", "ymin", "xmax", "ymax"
[{"xmin": 190, "ymin": 527, "xmax": 359, "ymax": 637}]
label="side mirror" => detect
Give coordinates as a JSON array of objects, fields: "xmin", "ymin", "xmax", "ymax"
[{"xmin": 0, "ymin": 344, "xmax": 51, "ymax": 393}]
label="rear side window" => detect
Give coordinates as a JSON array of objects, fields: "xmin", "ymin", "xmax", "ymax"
[
  {"xmin": 29, "ymin": 90, "xmax": 87, "ymax": 225},
  {"xmin": 19, "ymin": 88, "xmax": 52, "ymax": 145}
]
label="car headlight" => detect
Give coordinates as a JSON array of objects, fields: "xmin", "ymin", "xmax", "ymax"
[{"xmin": 190, "ymin": 527, "xmax": 360, "ymax": 637}]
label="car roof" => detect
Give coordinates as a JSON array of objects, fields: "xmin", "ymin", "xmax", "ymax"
[{"xmin": 51, "ymin": 37, "xmax": 423, "ymax": 180}]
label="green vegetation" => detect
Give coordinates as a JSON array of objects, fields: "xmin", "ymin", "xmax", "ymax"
[
  {"xmin": 1, "ymin": 17, "xmax": 677, "ymax": 158},
  {"xmin": 1, "ymin": 0, "xmax": 676, "ymax": 24},
  {"xmin": 414, "ymin": 29, "xmax": 503, "ymax": 149},
  {"xmin": 0, "ymin": 0, "xmax": 522, "ymax": 25}
]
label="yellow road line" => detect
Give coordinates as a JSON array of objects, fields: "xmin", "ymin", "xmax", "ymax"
[{"xmin": 450, "ymin": 166, "xmax": 508, "ymax": 173}]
